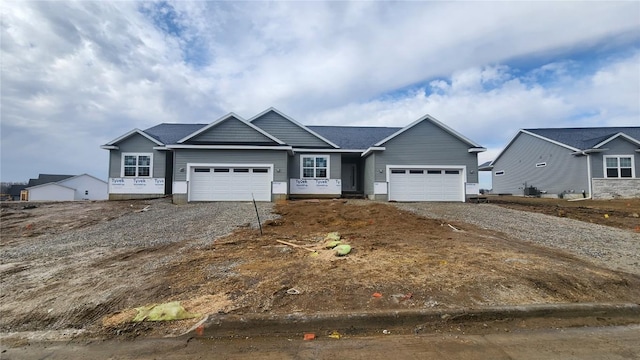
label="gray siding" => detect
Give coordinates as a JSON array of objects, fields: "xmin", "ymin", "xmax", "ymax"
[
  {"xmin": 374, "ymin": 120, "xmax": 479, "ymax": 183},
  {"xmin": 173, "ymin": 149, "xmax": 288, "ymax": 182},
  {"xmin": 363, "ymin": 154, "xmax": 376, "ymax": 195},
  {"xmin": 288, "ymin": 153, "xmax": 342, "ymax": 179},
  {"xmin": 590, "ymin": 137, "xmax": 639, "ymax": 178},
  {"xmin": 492, "ymin": 133, "xmax": 588, "ymax": 195},
  {"xmin": 189, "ymin": 117, "xmax": 274, "ymax": 144},
  {"xmin": 252, "ymin": 111, "xmax": 331, "ymax": 148},
  {"xmin": 108, "ymin": 134, "xmax": 166, "ymax": 178}
]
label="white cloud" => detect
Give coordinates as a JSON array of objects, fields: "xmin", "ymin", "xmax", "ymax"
[{"xmin": 1, "ymin": 1, "xmax": 639, "ymax": 182}]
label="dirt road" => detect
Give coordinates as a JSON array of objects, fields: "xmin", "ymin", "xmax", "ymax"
[{"xmin": 1, "ymin": 198, "xmax": 639, "ymax": 342}]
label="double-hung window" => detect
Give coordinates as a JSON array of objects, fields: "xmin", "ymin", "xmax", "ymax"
[
  {"xmin": 604, "ymin": 155, "xmax": 634, "ymax": 178},
  {"xmin": 122, "ymin": 153, "xmax": 152, "ymax": 177},
  {"xmin": 301, "ymin": 155, "xmax": 329, "ymax": 179}
]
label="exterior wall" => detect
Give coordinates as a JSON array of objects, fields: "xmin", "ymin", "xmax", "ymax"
[
  {"xmin": 28, "ymin": 184, "xmax": 75, "ymax": 201},
  {"xmin": 288, "ymin": 153, "xmax": 342, "ymax": 180},
  {"xmin": 492, "ymin": 133, "xmax": 588, "ymax": 195},
  {"xmin": 110, "ymin": 193, "xmax": 166, "ymax": 201},
  {"xmin": 592, "ymin": 179, "xmax": 640, "ymax": 199},
  {"xmin": 58, "ymin": 175, "xmax": 108, "ymax": 200},
  {"xmin": 288, "ymin": 153, "xmax": 342, "ymax": 197},
  {"xmin": 172, "ymin": 149, "xmax": 289, "ymax": 182},
  {"xmin": 189, "ymin": 118, "xmax": 274, "ymax": 143},
  {"xmin": 374, "ymin": 121, "xmax": 479, "ymax": 183},
  {"xmin": 108, "ymin": 134, "xmax": 166, "ymax": 179},
  {"xmin": 363, "ymin": 153, "xmax": 376, "ymax": 197},
  {"xmin": 251, "ymin": 111, "xmax": 331, "ymax": 147},
  {"xmin": 590, "ymin": 138, "xmax": 639, "ymax": 178}
]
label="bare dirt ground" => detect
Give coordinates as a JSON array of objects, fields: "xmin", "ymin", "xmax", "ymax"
[
  {"xmin": 489, "ymin": 196, "xmax": 640, "ymax": 232},
  {"xmin": 1, "ymin": 198, "xmax": 639, "ymax": 343}
]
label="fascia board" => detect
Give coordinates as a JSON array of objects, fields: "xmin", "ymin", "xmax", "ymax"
[
  {"xmin": 361, "ymin": 146, "xmax": 386, "ymax": 157},
  {"xmin": 374, "ymin": 114, "xmax": 484, "ymax": 148},
  {"xmin": 468, "ymin": 147, "xmax": 487, "ymax": 153},
  {"xmin": 166, "ymin": 145, "xmax": 293, "ymax": 151},
  {"xmin": 593, "ymin": 132, "xmax": 640, "ymax": 148},
  {"xmin": 104, "ymin": 129, "xmax": 164, "ymax": 146},
  {"xmin": 520, "ymin": 130, "xmax": 581, "ymax": 151},
  {"xmin": 293, "ymin": 148, "xmax": 364, "ymax": 153},
  {"xmin": 248, "ymin": 107, "xmax": 340, "ymax": 149}
]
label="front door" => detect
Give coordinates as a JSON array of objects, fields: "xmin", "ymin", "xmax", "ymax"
[{"xmin": 341, "ymin": 163, "xmax": 357, "ymax": 192}]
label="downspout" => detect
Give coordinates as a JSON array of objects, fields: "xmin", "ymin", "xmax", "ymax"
[{"xmin": 568, "ymin": 152, "xmax": 592, "ymax": 201}]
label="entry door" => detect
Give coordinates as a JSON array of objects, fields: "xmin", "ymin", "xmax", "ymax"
[{"xmin": 341, "ymin": 163, "xmax": 357, "ymax": 191}]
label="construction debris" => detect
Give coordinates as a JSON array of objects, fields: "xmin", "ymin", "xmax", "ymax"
[{"xmin": 132, "ymin": 301, "xmax": 199, "ymax": 322}]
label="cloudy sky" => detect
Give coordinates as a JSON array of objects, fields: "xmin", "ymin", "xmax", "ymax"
[{"xmin": 2, "ymin": 1, "xmax": 639, "ymax": 189}]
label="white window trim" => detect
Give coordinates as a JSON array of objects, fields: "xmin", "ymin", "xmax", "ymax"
[
  {"xmin": 121, "ymin": 152, "xmax": 153, "ymax": 178},
  {"xmin": 495, "ymin": 170, "xmax": 505, "ymax": 176},
  {"xmin": 535, "ymin": 162, "xmax": 547, "ymax": 168},
  {"xmin": 603, "ymin": 155, "xmax": 635, "ymax": 178},
  {"xmin": 300, "ymin": 155, "xmax": 330, "ymax": 179}
]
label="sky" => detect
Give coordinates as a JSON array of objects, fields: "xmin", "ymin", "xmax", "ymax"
[{"xmin": 1, "ymin": 1, "xmax": 639, "ymax": 190}]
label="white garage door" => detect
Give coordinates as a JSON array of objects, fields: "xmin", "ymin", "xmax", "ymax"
[
  {"xmin": 190, "ymin": 166, "xmax": 271, "ymax": 201},
  {"xmin": 389, "ymin": 168, "xmax": 463, "ymax": 202}
]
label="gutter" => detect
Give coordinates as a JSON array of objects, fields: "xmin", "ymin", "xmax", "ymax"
[{"xmin": 569, "ymin": 151, "xmax": 592, "ymax": 201}]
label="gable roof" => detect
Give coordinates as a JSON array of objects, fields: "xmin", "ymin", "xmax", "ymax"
[
  {"xmin": 249, "ymin": 108, "xmax": 340, "ymax": 148},
  {"xmin": 144, "ymin": 123, "xmax": 207, "ymax": 145},
  {"xmin": 27, "ymin": 174, "xmax": 75, "ymax": 187},
  {"xmin": 177, "ymin": 113, "xmax": 285, "ymax": 144},
  {"xmin": 26, "ymin": 182, "xmax": 75, "ymax": 191},
  {"xmin": 102, "ymin": 128, "xmax": 165, "ymax": 147},
  {"xmin": 485, "ymin": 126, "xmax": 640, "ymax": 169},
  {"xmin": 374, "ymin": 114, "xmax": 485, "ymax": 149},
  {"xmin": 57, "ymin": 173, "xmax": 107, "ymax": 185},
  {"xmin": 525, "ymin": 127, "xmax": 640, "ymax": 149},
  {"xmin": 308, "ymin": 126, "xmax": 401, "ymax": 149}
]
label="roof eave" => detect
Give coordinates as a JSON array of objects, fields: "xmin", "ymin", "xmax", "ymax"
[
  {"xmin": 361, "ymin": 146, "xmax": 386, "ymax": 157},
  {"xmin": 468, "ymin": 147, "xmax": 487, "ymax": 153}
]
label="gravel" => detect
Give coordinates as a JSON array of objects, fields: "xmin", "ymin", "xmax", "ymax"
[
  {"xmin": 393, "ymin": 202, "xmax": 640, "ymax": 275},
  {"xmin": 2, "ymin": 198, "xmax": 277, "ymax": 261}
]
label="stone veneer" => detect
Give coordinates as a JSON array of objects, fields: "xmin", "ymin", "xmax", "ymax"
[{"xmin": 592, "ymin": 178, "xmax": 640, "ymax": 199}]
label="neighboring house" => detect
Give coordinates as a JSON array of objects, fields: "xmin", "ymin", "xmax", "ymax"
[
  {"xmin": 480, "ymin": 127, "xmax": 640, "ymax": 199},
  {"xmin": 101, "ymin": 108, "xmax": 486, "ymax": 203},
  {"xmin": 24, "ymin": 174, "xmax": 108, "ymax": 201},
  {"xmin": 7, "ymin": 184, "xmax": 27, "ymax": 201}
]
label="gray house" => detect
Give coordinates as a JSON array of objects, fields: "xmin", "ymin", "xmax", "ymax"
[
  {"xmin": 101, "ymin": 108, "xmax": 485, "ymax": 203},
  {"xmin": 480, "ymin": 127, "xmax": 640, "ymax": 199}
]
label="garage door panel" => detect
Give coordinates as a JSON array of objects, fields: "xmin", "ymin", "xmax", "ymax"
[
  {"xmin": 190, "ymin": 166, "xmax": 271, "ymax": 201},
  {"xmin": 389, "ymin": 167, "xmax": 463, "ymax": 202}
]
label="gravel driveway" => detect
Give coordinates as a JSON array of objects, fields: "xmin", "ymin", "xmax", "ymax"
[
  {"xmin": 3, "ymin": 199, "xmax": 276, "ymax": 262},
  {"xmin": 393, "ymin": 203, "xmax": 640, "ymax": 275}
]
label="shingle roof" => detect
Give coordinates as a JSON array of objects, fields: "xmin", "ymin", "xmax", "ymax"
[
  {"xmin": 307, "ymin": 126, "xmax": 402, "ymax": 149},
  {"xmin": 525, "ymin": 127, "xmax": 640, "ymax": 150},
  {"xmin": 144, "ymin": 123, "xmax": 207, "ymax": 145},
  {"xmin": 27, "ymin": 174, "xmax": 75, "ymax": 187}
]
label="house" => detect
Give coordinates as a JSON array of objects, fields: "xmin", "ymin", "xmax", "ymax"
[
  {"xmin": 480, "ymin": 127, "xmax": 640, "ymax": 199},
  {"xmin": 24, "ymin": 174, "xmax": 108, "ymax": 201},
  {"xmin": 101, "ymin": 108, "xmax": 486, "ymax": 203},
  {"xmin": 6, "ymin": 184, "xmax": 27, "ymax": 201}
]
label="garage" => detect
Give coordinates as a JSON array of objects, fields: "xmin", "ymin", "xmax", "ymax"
[
  {"xmin": 189, "ymin": 166, "xmax": 272, "ymax": 201},
  {"xmin": 388, "ymin": 167, "xmax": 464, "ymax": 202}
]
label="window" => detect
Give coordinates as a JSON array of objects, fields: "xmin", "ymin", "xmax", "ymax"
[
  {"xmin": 391, "ymin": 169, "xmax": 406, "ymax": 174},
  {"xmin": 495, "ymin": 170, "xmax": 505, "ymax": 176},
  {"xmin": 536, "ymin": 162, "xmax": 547, "ymax": 168},
  {"xmin": 122, "ymin": 153, "xmax": 152, "ymax": 177},
  {"xmin": 427, "ymin": 170, "xmax": 441, "ymax": 174},
  {"xmin": 409, "ymin": 170, "xmax": 424, "ymax": 174},
  {"xmin": 605, "ymin": 156, "xmax": 634, "ymax": 178},
  {"xmin": 445, "ymin": 170, "xmax": 460, "ymax": 175},
  {"xmin": 301, "ymin": 155, "xmax": 329, "ymax": 179}
]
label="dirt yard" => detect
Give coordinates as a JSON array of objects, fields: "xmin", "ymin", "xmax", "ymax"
[
  {"xmin": 490, "ymin": 196, "xmax": 640, "ymax": 232},
  {"xmin": 1, "ymin": 198, "xmax": 639, "ymax": 341}
]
